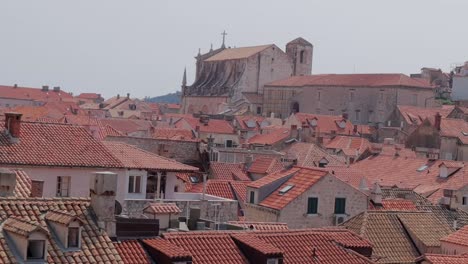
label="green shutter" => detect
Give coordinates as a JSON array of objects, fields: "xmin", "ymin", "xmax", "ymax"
[
  {"xmin": 334, "ymin": 198, "xmax": 346, "ymax": 214},
  {"xmin": 307, "ymin": 197, "xmax": 318, "ymax": 214}
]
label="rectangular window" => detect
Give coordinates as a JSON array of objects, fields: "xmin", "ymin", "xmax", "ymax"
[
  {"xmin": 226, "ymin": 140, "xmax": 233, "ymax": 148},
  {"xmin": 68, "ymin": 227, "xmax": 80, "ymax": 247},
  {"xmin": 355, "ymin": 111, "xmax": 360, "ymax": 122},
  {"xmin": 128, "ymin": 176, "xmax": 141, "ymax": 193},
  {"xmin": 463, "ymin": 197, "xmax": 467, "ymax": 205},
  {"xmin": 318, "ymin": 92, "xmax": 321, "ymax": 101},
  {"xmin": 27, "ymin": 240, "xmax": 45, "ymax": 259},
  {"xmin": 412, "ymin": 94, "xmax": 418, "ymax": 105},
  {"xmin": 249, "ymin": 191, "xmax": 255, "ymax": 204},
  {"xmin": 334, "ymin": 198, "xmax": 346, "ymax": 214},
  {"xmin": 257, "ymin": 107, "xmax": 262, "ymax": 115},
  {"xmin": 307, "ymin": 197, "xmax": 318, "ymax": 214},
  {"xmin": 350, "ymin": 92, "xmax": 354, "ymax": 101},
  {"xmin": 56, "ymin": 176, "xmax": 71, "ymax": 197}
]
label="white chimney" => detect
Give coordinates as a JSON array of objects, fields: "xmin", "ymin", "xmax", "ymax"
[
  {"xmin": 90, "ymin": 171, "xmax": 117, "ymax": 237},
  {"xmin": 370, "ymin": 183, "xmax": 382, "ymax": 205}
]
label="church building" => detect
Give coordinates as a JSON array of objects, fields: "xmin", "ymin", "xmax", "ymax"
[{"xmin": 180, "ymin": 35, "xmax": 313, "ymax": 115}]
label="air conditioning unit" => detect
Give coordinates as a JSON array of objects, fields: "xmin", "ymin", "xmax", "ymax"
[{"xmin": 334, "ymin": 214, "xmax": 347, "ymax": 225}]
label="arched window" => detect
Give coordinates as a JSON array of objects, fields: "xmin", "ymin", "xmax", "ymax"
[
  {"xmin": 300, "ymin": 50, "xmax": 305, "ymax": 64},
  {"xmin": 292, "ymin": 102, "xmax": 300, "ymax": 113}
]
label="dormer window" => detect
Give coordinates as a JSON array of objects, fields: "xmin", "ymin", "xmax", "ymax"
[
  {"xmin": 27, "ymin": 240, "xmax": 46, "ymax": 260},
  {"xmin": 45, "ymin": 210, "xmax": 83, "ymax": 249},
  {"xmin": 309, "ymin": 118, "xmax": 318, "ymax": 127}
]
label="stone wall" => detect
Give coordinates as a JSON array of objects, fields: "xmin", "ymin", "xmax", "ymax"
[
  {"xmin": 105, "ymin": 136, "xmax": 200, "ymax": 163},
  {"xmin": 122, "ymin": 198, "xmax": 238, "ymax": 223}
]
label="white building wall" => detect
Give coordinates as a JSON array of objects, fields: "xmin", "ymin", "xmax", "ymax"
[{"xmin": 452, "ymin": 76, "xmax": 468, "ymax": 101}]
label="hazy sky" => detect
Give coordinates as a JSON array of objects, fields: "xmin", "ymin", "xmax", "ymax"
[{"xmin": 1, "ymin": 1, "xmax": 467, "ymax": 99}]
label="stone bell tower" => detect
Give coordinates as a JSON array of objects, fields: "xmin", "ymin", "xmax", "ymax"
[{"xmin": 286, "ymin": 37, "xmax": 313, "ymax": 76}]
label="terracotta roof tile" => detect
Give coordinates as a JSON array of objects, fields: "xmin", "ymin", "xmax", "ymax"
[
  {"xmin": 259, "ymin": 167, "xmax": 328, "ymax": 210},
  {"xmin": 325, "ymin": 136, "xmax": 371, "ymax": 157},
  {"xmin": 205, "ymin": 45, "xmax": 273, "ymax": 62},
  {"xmin": 143, "ymin": 203, "xmax": 181, "ymax": 214},
  {"xmin": 378, "ymin": 199, "xmax": 418, "ymax": 211},
  {"xmin": 76, "ymin": 93, "xmax": 101, "ymax": 100},
  {"xmin": 227, "ymin": 221, "xmax": 289, "ymax": 231},
  {"xmin": 0, "ymin": 122, "xmax": 122, "ymax": 168},
  {"xmin": 282, "ymin": 142, "xmax": 346, "ymax": 167},
  {"xmin": 190, "ymin": 180, "xmax": 237, "ymax": 200},
  {"xmin": 153, "ymin": 128, "xmax": 198, "ymax": 142},
  {"xmin": 247, "ymin": 167, "xmax": 300, "ymax": 189},
  {"xmin": 229, "ymin": 181, "xmax": 248, "ymax": 203},
  {"xmin": 398, "ymin": 105, "xmax": 453, "ymax": 126},
  {"xmin": 114, "ymin": 240, "xmax": 152, "ymax": 264},
  {"xmin": 12, "ymin": 169, "xmax": 32, "ymax": 197},
  {"xmin": 44, "ymin": 209, "xmax": 83, "ymax": 225},
  {"xmin": 210, "ymin": 162, "xmax": 250, "ymax": 181},
  {"xmin": 102, "ymin": 141, "xmax": 198, "ymax": 171},
  {"xmin": 440, "ymin": 225, "xmax": 468, "ymax": 246},
  {"xmin": 0, "ymin": 85, "xmax": 73, "ymax": 101},
  {"xmin": 247, "ymin": 128, "xmax": 290, "ymax": 145},
  {"xmin": 293, "ymin": 113, "xmax": 355, "ymax": 135},
  {"xmin": 3, "ymin": 217, "xmax": 48, "ymax": 237},
  {"xmin": 0, "ymin": 197, "xmax": 122, "ymax": 263},
  {"xmin": 142, "ymin": 238, "xmax": 192, "ymax": 261},
  {"xmin": 175, "ymin": 116, "xmax": 236, "ymax": 135},
  {"xmin": 247, "ymin": 156, "xmax": 284, "ymax": 174},
  {"xmin": 440, "ymin": 118, "xmax": 468, "ymax": 144},
  {"xmin": 267, "ymin": 73, "xmax": 434, "ymax": 89},
  {"xmin": 420, "ymin": 254, "xmax": 468, "ymax": 264}
]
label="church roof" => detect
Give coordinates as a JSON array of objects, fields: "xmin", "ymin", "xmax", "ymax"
[
  {"xmin": 287, "ymin": 37, "xmax": 313, "ymax": 47},
  {"xmin": 205, "ymin": 45, "xmax": 274, "ymax": 62}
]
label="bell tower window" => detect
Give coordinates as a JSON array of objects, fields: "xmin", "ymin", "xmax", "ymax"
[{"xmin": 300, "ymin": 50, "xmax": 305, "ymax": 64}]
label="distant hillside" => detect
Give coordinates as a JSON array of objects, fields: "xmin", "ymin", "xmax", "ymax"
[{"xmin": 144, "ymin": 91, "xmax": 181, "ymax": 104}]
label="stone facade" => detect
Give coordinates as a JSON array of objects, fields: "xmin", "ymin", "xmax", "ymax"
[
  {"xmin": 105, "ymin": 136, "xmax": 200, "ymax": 163},
  {"xmin": 264, "ymin": 85, "xmax": 436, "ymax": 123},
  {"xmin": 181, "ymin": 38, "xmax": 313, "ymax": 115},
  {"xmin": 245, "ymin": 174, "xmax": 368, "ymax": 229}
]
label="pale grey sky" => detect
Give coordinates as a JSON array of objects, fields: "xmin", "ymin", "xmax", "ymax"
[{"xmin": 0, "ymin": 0, "xmax": 467, "ymax": 98}]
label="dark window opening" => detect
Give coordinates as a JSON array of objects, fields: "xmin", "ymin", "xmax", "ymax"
[
  {"xmin": 299, "ymin": 50, "xmax": 305, "ymax": 64},
  {"xmin": 334, "ymin": 198, "xmax": 346, "ymax": 214},
  {"xmin": 27, "ymin": 240, "xmax": 45, "ymax": 259},
  {"xmin": 249, "ymin": 191, "xmax": 255, "ymax": 204},
  {"xmin": 307, "ymin": 197, "xmax": 318, "ymax": 214},
  {"xmin": 68, "ymin": 227, "xmax": 80, "ymax": 247}
]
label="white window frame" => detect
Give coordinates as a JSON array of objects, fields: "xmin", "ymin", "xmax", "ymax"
[
  {"xmin": 128, "ymin": 175, "xmax": 142, "ymax": 193},
  {"xmin": 56, "ymin": 176, "xmax": 71, "ymax": 197}
]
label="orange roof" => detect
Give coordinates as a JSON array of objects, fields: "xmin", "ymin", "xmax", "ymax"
[
  {"xmin": 11, "ymin": 169, "xmax": 32, "ymax": 198},
  {"xmin": 440, "ymin": 225, "xmax": 468, "ymax": 246},
  {"xmin": 267, "ymin": 73, "xmax": 434, "ymax": 89},
  {"xmin": 102, "ymin": 141, "xmax": 198, "ymax": 171},
  {"xmin": 398, "ymin": 105, "xmax": 453, "ymax": 126},
  {"xmin": 205, "ymin": 45, "xmax": 273, "ymax": 62},
  {"xmin": 227, "ymin": 221, "xmax": 288, "ymax": 231},
  {"xmin": 175, "ymin": 116, "xmax": 235, "ymax": 134},
  {"xmin": 153, "ymin": 128, "xmax": 198, "ymax": 142},
  {"xmin": 378, "ymin": 199, "xmax": 418, "ymax": 211},
  {"xmin": 259, "ymin": 167, "xmax": 328, "ymax": 210},
  {"xmin": 210, "ymin": 162, "xmax": 251, "ymax": 181},
  {"xmin": 190, "ymin": 180, "xmax": 238, "ymax": 200},
  {"xmin": 76, "ymin": 93, "xmax": 101, "ymax": 100},
  {"xmin": 0, "ymin": 85, "xmax": 73, "ymax": 101},
  {"xmin": 142, "ymin": 238, "xmax": 192, "ymax": 261},
  {"xmin": 420, "ymin": 254, "xmax": 468, "ymax": 264},
  {"xmin": 293, "ymin": 113, "xmax": 354, "ymax": 135},
  {"xmin": 247, "ymin": 128, "xmax": 290, "ymax": 145},
  {"xmin": 0, "ymin": 122, "xmax": 122, "ymax": 168},
  {"xmin": 247, "ymin": 156, "xmax": 284, "ymax": 174},
  {"xmin": 440, "ymin": 118, "xmax": 468, "ymax": 144},
  {"xmin": 143, "ymin": 203, "xmax": 181, "ymax": 214},
  {"xmin": 325, "ymin": 136, "xmax": 371, "ymax": 157},
  {"xmin": 247, "ymin": 167, "xmax": 300, "ymax": 189},
  {"xmin": 114, "ymin": 240, "xmax": 152, "ymax": 264},
  {"xmin": 282, "ymin": 142, "xmax": 346, "ymax": 167}
]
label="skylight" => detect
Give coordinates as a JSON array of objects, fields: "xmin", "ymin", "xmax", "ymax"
[
  {"xmin": 416, "ymin": 165, "xmax": 429, "ymax": 172},
  {"xmin": 279, "ymin": 184, "xmax": 294, "ymax": 195},
  {"xmin": 189, "ymin": 176, "xmax": 199, "ymax": 183},
  {"xmin": 462, "ymin": 132, "xmax": 468, "ymax": 136}
]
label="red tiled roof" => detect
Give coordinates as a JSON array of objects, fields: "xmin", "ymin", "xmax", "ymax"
[
  {"xmin": 229, "ymin": 181, "xmax": 249, "ymax": 203},
  {"xmin": 247, "ymin": 167, "xmax": 300, "ymax": 189},
  {"xmin": 440, "ymin": 118, "xmax": 468, "ymax": 144},
  {"xmin": 0, "ymin": 197, "xmax": 122, "ymax": 263},
  {"xmin": 247, "ymin": 156, "xmax": 283, "ymax": 174},
  {"xmin": 421, "ymin": 254, "xmax": 468, "ymax": 264},
  {"xmin": 13, "ymin": 169, "xmax": 32, "ymax": 197},
  {"xmin": 0, "ymin": 122, "xmax": 122, "ymax": 168},
  {"xmin": 102, "ymin": 141, "xmax": 198, "ymax": 171},
  {"xmin": 234, "ymin": 115, "xmax": 265, "ymax": 131},
  {"xmin": 372, "ymin": 143, "xmax": 417, "ymax": 158},
  {"xmin": 143, "ymin": 203, "xmax": 181, "ymax": 214},
  {"xmin": 190, "ymin": 180, "xmax": 237, "ymax": 200},
  {"xmin": 247, "ymin": 128, "xmax": 290, "ymax": 145},
  {"xmin": 175, "ymin": 116, "xmax": 236, "ymax": 134},
  {"xmin": 378, "ymin": 199, "xmax": 418, "ymax": 211},
  {"xmin": 205, "ymin": 45, "xmax": 273, "ymax": 62},
  {"xmin": 293, "ymin": 113, "xmax": 355, "ymax": 135},
  {"xmin": 440, "ymin": 225, "xmax": 468, "ymax": 246},
  {"xmin": 114, "ymin": 240, "xmax": 152, "ymax": 264},
  {"xmin": 76, "ymin": 93, "xmax": 101, "ymax": 100},
  {"xmin": 44, "ymin": 209, "xmax": 83, "ymax": 225},
  {"xmin": 325, "ymin": 136, "xmax": 371, "ymax": 157},
  {"xmin": 282, "ymin": 142, "xmax": 346, "ymax": 168},
  {"xmin": 398, "ymin": 105, "xmax": 453, "ymax": 126},
  {"xmin": 142, "ymin": 238, "xmax": 192, "ymax": 261},
  {"xmin": 227, "ymin": 221, "xmax": 289, "ymax": 231},
  {"xmin": 100, "ymin": 118, "xmax": 153, "ymax": 134},
  {"xmin": 259, "ymin": 167, "xmax": 328, "ymax": 210},
  {"xmin": 3, "ymin": 217, "xmax": 48, "ymax": 237},
  {"xmin": 210, "ymin": 162, "xmax": 250, "ymax": 181},
  {"xmin": 267, "ymin": 73, "xmax": 434, "ymax": 89},
  {"xmin": 153, "ymin": 128, "xmax": 198, "ymax": 142},
  {"xmin": 160, "ymin": 232, "xmax": 249, "ymax": 264},
  {"xmin": 0, "ymin": 85, "xmax": 73, "ymax": 101}
]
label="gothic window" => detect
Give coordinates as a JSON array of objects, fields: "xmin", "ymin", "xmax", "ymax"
[
  {"xmin": 300, "ymin": 50, "xmax": 305, "ymax": 64},
  {"xmin": 292, "ymin": 102, "xmax": 300, "ymax": 113}
]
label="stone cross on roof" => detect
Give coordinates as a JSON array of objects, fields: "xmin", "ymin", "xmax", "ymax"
[{"xmin": 221, "ymin": 30, "xmax": 227, "ymax": 48}]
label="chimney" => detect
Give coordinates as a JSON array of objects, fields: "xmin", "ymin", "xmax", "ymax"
[
  {"xmin": 13, "ymin": 84, "xmax": 17, "ymax": 88},
  {"xmin": 435, "ymin": 112, "xmax": 442, "ymax": 131},
  {"xmin": 30, "ymin": 180, "xmax": 44, "ymax": 197},
  {"xmin": 5, "ymin": 112, "xmax": 23, "ymax": 141},
  {"xmin": 0, "ymin": 169, "xmax": 16, "ymax": 197},
  {"xmin": 90, "ymin": 171, "xmax": 117, "ymax": 238},
  {"xmin": 117, "ymin": 94, "xmax": 120, "ymax": 99},
  {"xmin": 353, "ymin": 125, "xmax": 358, "ymax": 134},
  {"xmin": 202, "ymin": 173, "xmax": 207, "ymax": 200},
  {"xmin": 342, "ymin": 113, "xmax": 349, "ymax": 120},
  {"xmin": 53, "ymin": 86, "xmax": 60, "ymax": 92},
  {"xmin": 244, "ymin": 155, "xmax": 253, "ymax": 169},
  {"xmin": 359, "ymin": 177, "xmax": 369, "ymax": 192},
  {"xmin": 127, "ymin": 93, "xmax": 130, "ymax": 98},
  {"xmin": 41, "ymin": 85, "xmax": 49, "ymax": 92},
  {"xmin": 195, "ymin": 125, "xmax": 200, "ymax": 137},
  {"xmin": 370, "ymin": 183, "xmax": 382, "ymax": 205},
  {"xmin": 290, "ymin": 125, "xmax": 298, "ymax": 139}
]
